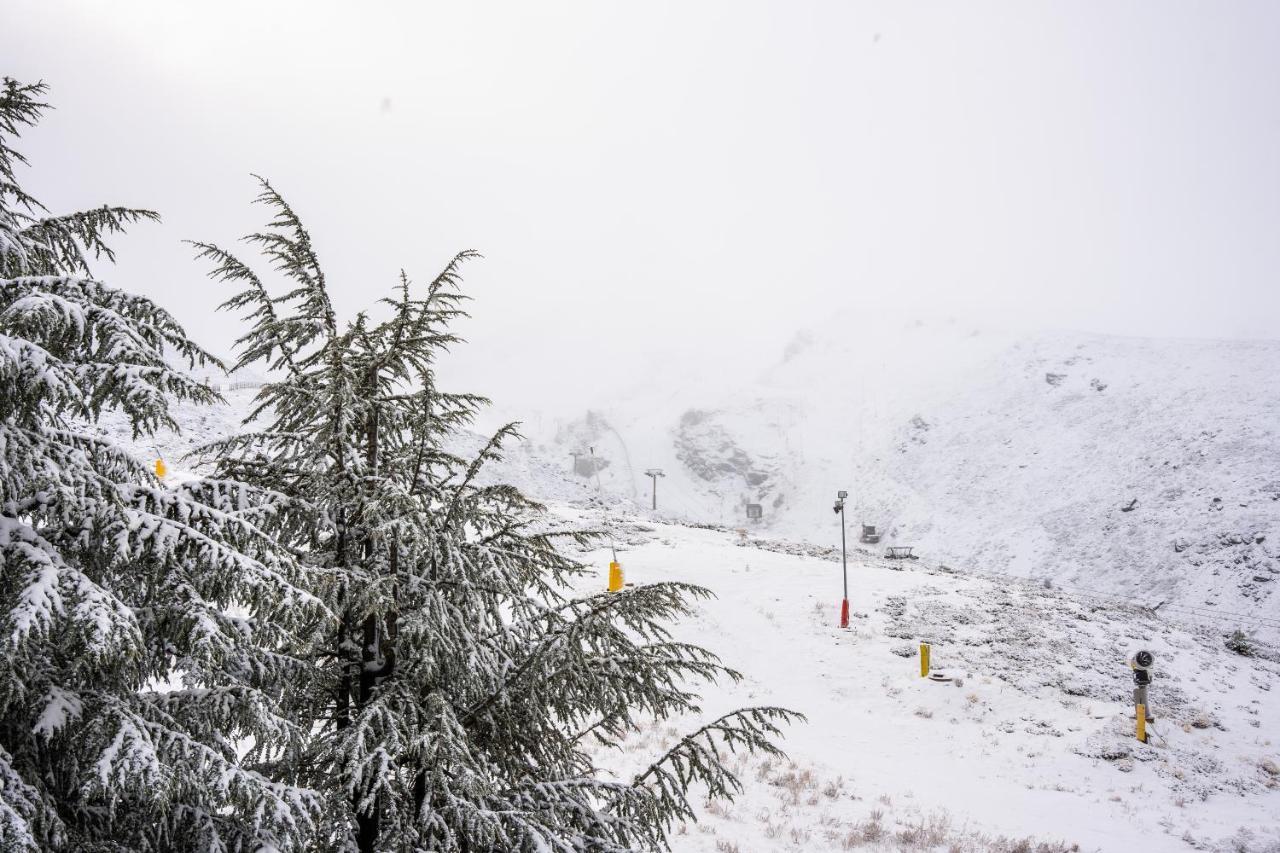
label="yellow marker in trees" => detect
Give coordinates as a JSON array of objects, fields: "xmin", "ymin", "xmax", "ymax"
[
  {"xmin": 608, "ymin": 561, "xmax": 624, "ymax": 592},
  {"xmin": 155, "ymin": 458, "xmax": 167, "ymax": 478},
  {"xmin": 920, "ymin": 642, "xmax": 931, "ymax": 678}
]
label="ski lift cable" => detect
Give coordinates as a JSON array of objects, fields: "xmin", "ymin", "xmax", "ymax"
[
  {"xmin": 662, "ymin": 476, "xmax": 706, "ymax": 518},
  {"xmin": 848, "ymin": 537, "xmax": 1280, "ymax": 631},
  {"xmin": 744, "ymin": 494, "xmax": 1280, "ymax": 632},
  {"xmin": 643, "ymin": 468, "xmax": 699, "ymax": 517},
  {"xmin": 997, "ymin": 572, "xmax": 1280, "ymax": 629},
  {"xmin": 1031, "ymin": 577, "xmax": 1280, "ymax": 629},
  {"xmin": 835, "ymin": 510, "xmax": 1280, "ymax": 631},
  {"xmin": 956, "ymin": 564, "xmax": 1280, "ymax": 631},
  {"xmin": 656, "ymin": 485, "xmax": 696, "ymax": 518}
]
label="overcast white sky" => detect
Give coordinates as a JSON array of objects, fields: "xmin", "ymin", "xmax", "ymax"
[{"xmin": 6, "ymin": 1, "xmax": 1280, "ymax": 420}]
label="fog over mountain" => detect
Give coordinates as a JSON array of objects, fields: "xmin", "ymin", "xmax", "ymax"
[{"xmin": 7, "ymin": 2, "xmax": 1280, "ymax": 432}]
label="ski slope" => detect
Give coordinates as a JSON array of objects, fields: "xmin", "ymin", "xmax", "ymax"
[
  {"xmin": 563, "ymin": 513, "xmax": 1280, "ymax": 853},
  {"xmin": 529, "ymin": 317, "xmax": 1280, "ymax": 638},
  {"xmin": 99, "ymin": 377, "xmax": 1280, "ymax": 851}
]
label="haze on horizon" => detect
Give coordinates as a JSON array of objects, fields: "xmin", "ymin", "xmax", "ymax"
[{"xmin": 6, "ymin": 1, "xmax": 1280, "ymax": 424}]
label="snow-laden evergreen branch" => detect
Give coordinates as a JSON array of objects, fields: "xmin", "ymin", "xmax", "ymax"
[
  {"xmin": 0, "ymin": 80, "xmax": 320, "ymax": 851},
  {"xmin": 1, "ymin": 79, "xmax": 158, "ymax": 281},
  {"xmin": 17, "ymin": 207, "xmax": 161, "ymax": 277},
  {"xmin": 627, "ymin": 706, "xmax": 806, "ymax": 840}
]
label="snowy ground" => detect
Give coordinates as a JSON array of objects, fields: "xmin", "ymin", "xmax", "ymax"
[
  {"xmin": 555, "ymin": 511, "xmax": 1280, "ymax": 853},
  {"xmin": 101, "ymin": 384, "xmax": 1280, "ymax": 851},
  {"xmin": 524, "ymin": 318, "xmax": 1280, "ymax": 639}
]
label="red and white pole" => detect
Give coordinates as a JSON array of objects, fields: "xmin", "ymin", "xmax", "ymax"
[{"xmin": 836, "ymin": 491, "xmax": 849, "ymax": 628}]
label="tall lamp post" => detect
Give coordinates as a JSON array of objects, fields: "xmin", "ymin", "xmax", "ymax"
[{"xmin": 834, "ymin": 490, "xmax": 849, "ymax": 628}]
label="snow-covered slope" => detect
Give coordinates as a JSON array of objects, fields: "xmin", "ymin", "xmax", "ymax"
[
  {"xmin": 530, "ymin": 317, "xmax": 1280, "ymax": 636},
  {"xmin": 563, "ymin": 515, "xmax": 1280, "ymax": 853},
  {"xmin": 99, "ymin": 368, "xmax": 1280, "ymax": 851}
]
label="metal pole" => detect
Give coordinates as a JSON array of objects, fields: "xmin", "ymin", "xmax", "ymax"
[
  {"xmin": 840, "ymin": 503, "xmax": 848, "ymax": 600},
  {"xmin": 644, "ymin": 469, "xmax": 664, "ymax": 511},
  {"xmin": 835, "ymin": 490, "xmax": 850, "ymax": 628}
]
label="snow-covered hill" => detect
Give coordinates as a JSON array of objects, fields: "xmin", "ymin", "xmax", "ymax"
[
  {"xmin": 528, "ymin": 317, "xmax": 1280, "ymax": 637},
  {"xmin": 563, "ymin": 514, "xmax": 1280, "ymax": 853},
  {"xmin": 98, "ymin": 366, "xmax": 1280, "ymax": 851}
]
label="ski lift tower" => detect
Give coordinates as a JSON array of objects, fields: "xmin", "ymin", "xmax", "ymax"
[{"xmin": 644, "ymin": 468, "xmax": 665, "ymax": 510}]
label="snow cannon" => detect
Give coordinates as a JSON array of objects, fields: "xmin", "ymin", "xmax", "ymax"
[
  {"xmin": 1129, "ymin": 649, "xmax": 1154, "ymax": 678},
  {"xmin": 1129, "ymin": 649, "xmax": 1155, "ymax": 742}
]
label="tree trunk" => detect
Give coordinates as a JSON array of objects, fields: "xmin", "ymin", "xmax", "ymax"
[
  {"xmin": 356, "ymin": 401, "xmax": 381, "ymax": 852},
  {"xmin": 336, "ymin": 514, "xmax": 350, "ymax": 732},
  {"xmin": 356, "ymin": 612, "xmax": 380, "ymax": 850}
]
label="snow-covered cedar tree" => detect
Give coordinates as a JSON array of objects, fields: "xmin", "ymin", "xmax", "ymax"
[
  {"xmin": 0, "ymin": 79, "xmax": 323, "ymax": 851},
  {"xmin": 190, "ymin": 178, "xmax": 802, "ymax": 853}
]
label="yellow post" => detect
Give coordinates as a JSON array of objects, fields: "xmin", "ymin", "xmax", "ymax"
[
  {"xmin": 920, "ymin": 642, "xmax": 930, "ymax": 677},
  {"xmin": 1136, "ymin": 705, "xmax": 1147, "ymax": 743},
  {"xmin": 608, "ymin": 561, "xmax": 624, "ymax": 592},
  {"xmin": 155, "ymin": 458, "xmax": 167, "ymax": 478}
]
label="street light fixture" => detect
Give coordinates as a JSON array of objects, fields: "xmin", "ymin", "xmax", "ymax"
[{"xmin": 834, "ymin": 490, "xmax": 849, "ymax": 628}]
